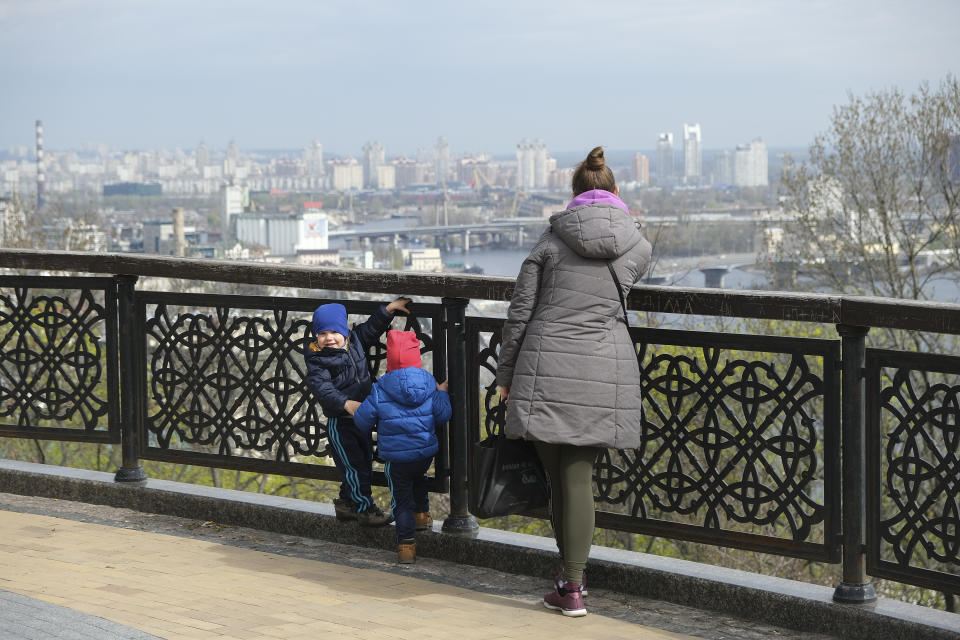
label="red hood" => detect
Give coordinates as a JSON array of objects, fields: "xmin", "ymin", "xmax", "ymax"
[{"xmin": 386, "ymin": 330, "xmax": 421, "ymax": 371}]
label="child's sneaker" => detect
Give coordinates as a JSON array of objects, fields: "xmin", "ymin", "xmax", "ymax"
[
  {"xmin": 554, "ymin": 570, "xmax": 587, "ymax": 597},
  {"xmin": 398, "ymin": 539, "xmax": 416, "ymax": 564},
  {"xmin": 414, "ymin": 512, "xmax": 433, "ymax": 531},
  {"xmin": 334, "ymin": 498, "xmax": 357, "ymax": 522},
  {"xmin": 543, "ymin": 581, "xmax": 587, "ymax": 617},
  {"xmin": 357, "ymin": 504, "xmax": 392, "ymax": 527}
]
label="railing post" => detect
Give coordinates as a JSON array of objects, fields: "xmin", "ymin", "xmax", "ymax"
[
  {"xmin": 833, "ymin": 324, "xmax": 876, "ymax": 603},
  {"xmin": 441, "ymin": 297, "xmax": 478, "ymax": 535},
  {"xmin": 114, "ymin": 275, "xmax": 146, "ymax": 484}
]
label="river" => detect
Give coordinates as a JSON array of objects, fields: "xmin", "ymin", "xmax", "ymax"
[{"xmin": 331, "ymin": 219, "xmax": 960, "ymax": 302}]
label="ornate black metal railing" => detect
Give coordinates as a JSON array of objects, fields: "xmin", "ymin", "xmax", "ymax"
[
  {"xmin": 0, "ymin": 276, "xmax": 119, "ymax": 442},
  {"xmin": 866, "ymin": 349, "xmax": 960, "ymax": 595},
  {"xmin": 0, "ymin": 249, "xmax": 958, "ymax": 603},
  {"xmin": 135, "ymin": 292, "xmax": 448, "ymax": 489},
  {"xmin": 469, "ymin": 319, "xmax": 841, "ymax": 562}
]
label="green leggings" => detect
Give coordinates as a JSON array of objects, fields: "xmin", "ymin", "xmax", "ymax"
[{"xmin": 533, "ymin": 442, "xmax": 602, "ymax": 585}]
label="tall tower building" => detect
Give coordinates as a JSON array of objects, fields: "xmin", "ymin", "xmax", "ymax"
[
  {"xmin": 516, "ymin": 139, "xmax": 549, "ymax": 189},
  {"xmin": 224, "ymin": 140, "xmax": 240, "ymax": 178},
  {"xmin": 303, "ymin": 140, "xmax": 324, "ymax": 175},
  {"xmin": 633, "ymin": 153, "xmax": 650, "ymax": 185},
  {"xmin": 35, "ymin": 120, "xmax": 45, "ymax": 208},
  {"xmin": 713, "ymin": 149, "xmax": 734, "ymax": 186},
  {"xmin": 434, "ymin": 137, "xmax": 451, "ymax": 185},
  {"xmin": 0, "ymin": 197, "xmax": 9, "ymax": 245},
  {"xmin": 361, "ymin": 141, "xmax": 385, "ymax": 188},
  {"xmin": 683, "ymin": 123, "xmax": 702, "ymax": 183},
  {"xmin": 733, "ymin": 138, "xmax": 769, "ymax": 187},
  {"xmin": 656, "ymin": 133, "xmax": 674, "ymax": 183},
  {"xmin": 517, "ymin": 139, "xmax": 533, "ymax": 190},
  {"xmin": 221, "ymin": 184, "xmax": 250, "ymax": 244},
  {"xmin": 196, "ymin": 141, "xmax": 210, "ymax": 170}
]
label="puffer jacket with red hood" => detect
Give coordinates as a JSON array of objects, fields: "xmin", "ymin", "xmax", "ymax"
[{"xmin": 353, "ymin": 331, "xmax": 451, "ymax": 463}]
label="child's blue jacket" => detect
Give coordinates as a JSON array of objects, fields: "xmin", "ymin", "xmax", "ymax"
[{"xmin": 353, "ymin": 367, "xmax": 451, "ymax": 463}]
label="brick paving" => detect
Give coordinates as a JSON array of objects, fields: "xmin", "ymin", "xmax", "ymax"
[{"xmin": 0, "ymin": 494, "xmax": 837, "ymax": 640}]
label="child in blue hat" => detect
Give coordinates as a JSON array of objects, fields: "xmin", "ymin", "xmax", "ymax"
[{"xmin": 304, "ymin": 296, "xmax": 411, "ymax": 526}]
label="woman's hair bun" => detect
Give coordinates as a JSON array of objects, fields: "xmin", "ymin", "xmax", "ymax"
[
  {"xmin": 585, "ymin": 146, "xmax": 605, "ymax": 170},
  {"xmin": 571, "ymin": 145, "xmax": 615, "ymax": 195}
]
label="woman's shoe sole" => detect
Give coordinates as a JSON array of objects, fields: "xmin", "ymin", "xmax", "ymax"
[{"xmin": 543, "ymin": 601, "xmax": 587, "ymax": 617}]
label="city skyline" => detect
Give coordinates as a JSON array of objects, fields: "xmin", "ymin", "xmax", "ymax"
[{"xmin": 2, "ymin": 1, "xmax": 958, "ymax": 154}]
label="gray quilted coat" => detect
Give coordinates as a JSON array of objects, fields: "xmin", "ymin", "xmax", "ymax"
[{"xmin": 495, "ymin": 203, "xmax": 652, "ymax": 449}]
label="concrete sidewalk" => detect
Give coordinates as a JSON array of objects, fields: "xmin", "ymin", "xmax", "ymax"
[
  {"xmin": 0, "ymin": 493, "xmax": 845, "ymax": 640},
  {"xmin": 0, "ymin": 507, "xmax": 695, "ymax": 640}
]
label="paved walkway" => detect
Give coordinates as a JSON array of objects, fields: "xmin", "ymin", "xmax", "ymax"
[
  {"xmin": 0, "ymin": 494, "xmax": 837, "ymax": 640},
  {"xmin": 0, "ymin": 509, "xmax": 690, "ymax": 640}
]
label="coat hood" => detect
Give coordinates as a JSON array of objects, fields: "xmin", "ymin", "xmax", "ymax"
[
  {"xmin": 550, "ymin": 192, "xmax": 644, "ymax": 259},
  {"xmin": 377, "ymin": 367, "xmax": 435, "ymax": 407},
  {"xmin": 567, "ymin": 189, "xmax": 629, "ymax": 213},
  {"xmin": 386, "ymin": 330, "xmax": 422, "ymax": 371}
]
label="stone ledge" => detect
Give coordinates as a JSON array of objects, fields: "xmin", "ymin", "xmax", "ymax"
[{"xmin": 1, "ymin": 459, "xmax": 956, "ymax": 640}]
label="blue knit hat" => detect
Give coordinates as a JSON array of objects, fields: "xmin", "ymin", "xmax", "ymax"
[{"xmin": 312, "ymin": 303, "xmax": 349, "ymax": 339}]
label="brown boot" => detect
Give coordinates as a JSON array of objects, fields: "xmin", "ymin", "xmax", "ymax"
[
  {"xmin": 398, "ymin": 539, "xmax": 416, "ymax": 564},
  {"xmin": 414, "ymin": 512, "xmax": 433, "ymax": 531}
]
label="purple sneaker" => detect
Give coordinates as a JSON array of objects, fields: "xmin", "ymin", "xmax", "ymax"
[
  {"xmin": 554, "ymin": 570, "xmax": 587, "ymax": 597},
  {"xmin": 543, "ymin": 581, "xmax": 587, "ymax": 617}
]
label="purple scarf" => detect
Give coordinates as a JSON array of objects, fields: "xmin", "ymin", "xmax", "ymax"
[{"xmin": 566, "ymin": 189, "xmax": 629, "ymax": 214}]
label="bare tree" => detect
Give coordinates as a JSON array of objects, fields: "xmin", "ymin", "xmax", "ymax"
[
  {"xmin": 772, "ymin": 77, "xmax": 960, "ymax": 609},
  {"xmin": 774, "ymin": 75, "xmax": 960, "ymax": 311}
]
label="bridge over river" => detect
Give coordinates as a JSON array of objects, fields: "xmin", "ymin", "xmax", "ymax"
[{"xmin": 328, "ymin": 213, "xmax": 772, "ymax": 252}]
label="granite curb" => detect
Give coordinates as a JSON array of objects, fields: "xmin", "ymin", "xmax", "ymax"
[
  {"xmin": 0, "ymin": 589, "xmax": 162, "ymax": 640},
  {"xmin": 0, "ymin": 459, "xmax": 956, "ymax": 640}
]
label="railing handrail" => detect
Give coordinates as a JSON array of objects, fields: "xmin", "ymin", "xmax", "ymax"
[{"xmin": 3, "ymin": 248, "xmax": 960, "ymax": 335}]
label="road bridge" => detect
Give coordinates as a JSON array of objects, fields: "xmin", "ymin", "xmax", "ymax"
[
  {"xmin": 329, "ymin": 218, "xmax": 551, "ymax": 250},
  {"xmin": 328, "ymin": 213, "xmax": 784, "ymax": 251}
]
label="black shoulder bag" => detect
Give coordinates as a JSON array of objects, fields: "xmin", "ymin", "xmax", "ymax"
[{"xmin": 470, "ymin": 434, "xmax": 548, "ymax": 518}]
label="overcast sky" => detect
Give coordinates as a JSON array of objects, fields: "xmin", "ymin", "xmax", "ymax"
[{"xmin": 1, "ymin": 0, "xmax": 958, "ymax": 157}]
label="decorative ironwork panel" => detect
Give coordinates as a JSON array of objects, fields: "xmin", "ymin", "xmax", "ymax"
[
  {"xmin": 138, "ymin": 292, "xmax": 445, "ymax": 484},
  {"xmin": 866, "ymin": 349, "xmax": 960, "ymax": 594},
  {"xmin": 467, "ymin": 317, "xmax": 840, "ymax": 561},
  {"xmin": 0, "ymin": 277, "xmax": 119, "ymax": 442}
]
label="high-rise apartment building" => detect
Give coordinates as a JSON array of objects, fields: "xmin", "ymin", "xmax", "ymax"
[
  {"xmin": 457, "ymin": 155, "xmax": 498, "ymax": 186},
  {"xmin": 221, "ymin": 184, "xmax": 249, "ymax": 243},
  {"xmin": 393, "ymin": 157, "xmax": 429, "ymax": 187},
  {"xmin": 713, "ymin": 149, "xmax": 734, "ymax": 186},
  {"xmin": 0, "ymin": 197, "xmax": 9, "ymax": 245},
  {"xmin": 434, "ymin": 137, "xmax": 451, "ymax": 185},
  {"xmin": 361, "ymin": 141, "xmax": 385, "ymax": 189},
  {"xmin": 196, "ymin": 142, "xmax": 210, "ymax": 170},
  {"xmin": 633, "ymin": 153, "xmax": 650, "ymax": 185},
  {"xmin": 303, "ymin": 140, "xmax": 324, "ymax": 176},
  {"xmin": 516, "ymin": 139, "xmax": 549, "ymax": 190},
  {"xmin": 947, "ymin": 134, "xmax": 960, "ymax": 183},
  {"xmin": 377, "ymin": 164, "xmax": 396, "ymax": 190},
  {"xmin": 330, "ymin": 158, "xmax": 363, "ymax": 191},
  {"xmin": 656, "ymin": 133, "xmax": 674, "ymax": 183},
  {"xmin": 683, "ymin": 123, "xmax": 702, "ymax": 183},
  {"xmin": 733, "ymin": 138, "xmax": 768, "ymax": 187}
]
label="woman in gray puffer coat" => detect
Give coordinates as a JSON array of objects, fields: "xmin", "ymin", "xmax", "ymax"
[{"xmin": 496, "ymin": 146, "xmax": 651, "ymax": 617}]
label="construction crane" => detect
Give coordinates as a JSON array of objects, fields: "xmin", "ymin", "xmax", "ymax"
[
  {"xmin": 472, "ymin": 167, "xmax": 496, "ymax": 193},
  {"xmin": 508, "ymin": 188, "xmax": 529, "ymax": 218}
]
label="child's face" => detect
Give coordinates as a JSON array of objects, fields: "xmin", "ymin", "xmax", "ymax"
[{"xmin": 316, "ymin": 330, "xmax": 347, "ymax": 349}]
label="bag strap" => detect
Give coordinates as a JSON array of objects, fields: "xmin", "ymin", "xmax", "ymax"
[{"xmin": 607, "ymin": 261, "xmax": 631, "ymax": 327}]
